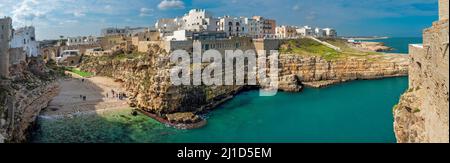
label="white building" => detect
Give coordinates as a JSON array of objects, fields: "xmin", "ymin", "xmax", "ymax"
[
  {"xmin": 244, "ymin": 18, "xmax": 259, "ymax": 38},
  {"xmin": 296, "ymin": 26, "xmax": 314, "ymax": 37},
  {"xmin": 10, "ymin": 26, "xmax": 39, "ymax": 57},
  {"xmin": 67, "ymin": 36, "xmax": 97, "ymax": 46},
  {"xmin": 276, "ymin": 25, "xmax": 298, "ymax": 39},
  {"xmin": 181, "ymin": 9, "xmax": 218, "ymax": 32},
  {"xmin": 314, "ymin": 27, "xmax": 326, "ymax": 37},
  {"xmin": 323, "ymin": 28, "xmax": 337, "ymax": 38},
  {"xmin": 165, "ymin": 30, "xmax": 191, "ymax": 41},
  {"xmin": 155, "ymin": 18, "xmax": 182, "ymax": 37},
  {"xmin": 218, "ymin": 16, "xmax": 248, "ymax": 37}
]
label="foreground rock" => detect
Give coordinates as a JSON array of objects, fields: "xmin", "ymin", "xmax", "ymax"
[
  {"xmin": 394, "ymin": 15, "xmax": 449, "ymax": 143},
  {"xmin": 0, "ymin": 58, "xmax": 60, "ymax": 143}
]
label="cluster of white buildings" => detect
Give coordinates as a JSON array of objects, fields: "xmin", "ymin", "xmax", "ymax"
[
  {"xmin": 154, "ymin": 9, "xmax": 337, "ymax": 41},
  {"xmin": 276, "ymin": 25, "xmax": 337, "ymax": 39},
  {"xmin": 155, "ymin": 9, "xmax": 278, "ymax": 41}
]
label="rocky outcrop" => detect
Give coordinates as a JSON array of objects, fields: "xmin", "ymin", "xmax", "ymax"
[
  {"xmin": 80, "ymin": 44, "xmax": 408, "ymax": 127},
  {"xmin": 0, "ymin": 59, "xmax": 60, "ymax": 143},
  {"xmin": 355, "ymin": 42, "xmax": 393, "ymax": 52},
  {"xmin": 279, "ymin": 53, "xmax": 408, "ymax": 83},
  {"xmin": 394, "ymin": 17, "xmax": 449, "ymax": 143}
]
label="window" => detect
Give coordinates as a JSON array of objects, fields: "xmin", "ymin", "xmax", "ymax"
[{"xmin": 24, "ymin": 39, "xmax": 26, "ymax": 44}]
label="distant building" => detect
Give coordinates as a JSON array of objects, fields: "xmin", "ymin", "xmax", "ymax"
[
  {"xmin": 101, "ymin": 27, "xmax": 150, "ymax": 37},
  {"xmin": 0, "ymin": 17, "xmax": 12, "ymax": 77},
  {"xmin": 192, "ymin": 31, "xmax": 227, "ymax": 40},
  {"xmin": 218, "ymin": 16, "xmax": 248, "ymax": 37},
  {"xmin": 314, "ymin": 27, "xmax": 326, "ymax": 37},
  {"xmin": 181, "ymin": 9, "xmax": 219, "ymax": 32},
  {"xmin": 253, "ymin": 16, "xmax": 276, "ymax": 38},
  {"xmin": 165, "ymin": 30, "xmax": 192, "ymax": 41},
  {"xmin": 67, "ymin": 36, "xmax": 98, "ymax": 46},
  {"xmin": 155, "ymin": 18, "xmax": 182, "ymax": 37},
  {"xmin": 10, "ymin": 26, "xmax": 39, "ymax": 57},
  {"xmin": 323, "ymin": 28, "xmax": 337, "ymax": 38},
  {"xmin": 296, "ymin": 26, "xmax": 314, "ymax": 37},
  {"xmin": 276, "ymin": 25, "xmax": 298, "ymax": 39},
  {"xmin": 244, "ymin": 17, "xmax": 259, "ymax": 38}
]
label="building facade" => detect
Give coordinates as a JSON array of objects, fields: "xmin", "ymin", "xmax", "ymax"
[
  {"xmin": 296, "ymin": 26, "xmax": 314, "ymax": 37},
  {"xmin": 0, "ymin": 17, "xmax": 12, "ymax": 77},
  {"xmin": 323, "ymin": 28, "xmax": 337, "ymax": 38},
  {"xmin": 276, "ymin": 25, "xmax": 298, "ymax": 39},
  {"xmin": 181, "ymin": 9, "xmax": 218, "ymax": 32},
  {"xmin": 10, "ymin": 26, "xmax": 39, "ymax": 57},
  {"xmin": 67, "ymin": 36, "xmax": 98, "ymax": 46},
  {"xmin": 101, "ymin": 27, "xmax": 149, "ymax": 37},
  {"xmin": 314, "ymin": 27, "xmax": 326, "ymax": 37},
  {"xmin": 218, "ymin": 16, "xmax": 248, "ymax": 37},
  {"xmin": 253, "ymin": 16, "xmax": 276, "ymax": 38},
  {"xmin": 155, "ymin": 18, "xmax": 182, "ymax": 37}
]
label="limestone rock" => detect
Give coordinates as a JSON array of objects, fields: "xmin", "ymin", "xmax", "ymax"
[{"xmin": 394, "ymin": 18, "xmax": 449, "ymax": 143}]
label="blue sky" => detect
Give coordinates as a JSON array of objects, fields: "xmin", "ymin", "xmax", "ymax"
[{"xmin": 0, "ymin": 0, "xmax": 439, "ymax": 40}]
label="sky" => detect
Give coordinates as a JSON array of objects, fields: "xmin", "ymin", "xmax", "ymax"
[{"xmin": 0, "ymin": 0, "xmax": 439, "ymax": 40}]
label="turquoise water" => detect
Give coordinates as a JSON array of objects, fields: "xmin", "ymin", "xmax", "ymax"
[
  {"xmin": 32, "ymin": 77, "xmax": 408, "ymax": 143},
  {"xmin": 362, "ymin": 37, "xmax": 422, "ymax": 54}
]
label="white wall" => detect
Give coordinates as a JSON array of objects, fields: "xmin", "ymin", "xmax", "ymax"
[{"xmin": 11, "ymin": 26, "xmax": 39, "ymax": 57}]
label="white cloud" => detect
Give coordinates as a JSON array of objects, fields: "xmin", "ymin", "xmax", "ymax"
[
  {"xmin": 73, "ymin": 10, "xmax": 86, "ymax": 17},
  {"xmin": 139, "ymin": 7, "xmax": 154, "ymax": 17},
  {"xmin": 12, "ymin": 0, "xmax": 54, "ymax": 25},
  {"xmin": 292, "ymin": 5, "xmax": 300, "ymax": 11},
  {"xmin": 158, "ymin": 0, "xmax": 185, "ymax": 10}
]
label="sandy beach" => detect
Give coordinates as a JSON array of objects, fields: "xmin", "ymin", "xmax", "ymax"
[{"xmin": 40, "ymin": 72, "xmax": 130, "ymax": 119}]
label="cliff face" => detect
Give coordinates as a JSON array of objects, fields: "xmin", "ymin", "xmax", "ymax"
[
  {"xmin": 81, "ymin": 45, "xmax": 408, "ymax": 121},
  {"xmin": 279, "ymin": 54, "xmax": 408, "ymax": 83},
  {"xmin": 0, "ymin": 59, "xmax": 60, "ymax": 143},
  {"xmin": 394, "ymin": 18, "xmax": 449, "ymax": 143}
]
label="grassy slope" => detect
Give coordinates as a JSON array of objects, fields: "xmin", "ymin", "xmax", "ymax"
[
  {"xmin": 65, "ymin": 67, "xmax": 93, "ymax": 77},
  {"xmin": 280, "ymin": 38, "xmax": 381, "ymax": 61}
]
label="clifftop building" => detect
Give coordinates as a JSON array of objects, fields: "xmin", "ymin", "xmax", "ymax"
[
  {"xmin": 181, "ymin": 9, "xmax": 218, "ymax": 32},
  {"xmin": 10, "ymin": 26, "xmax": 39, "ymax": 57}
]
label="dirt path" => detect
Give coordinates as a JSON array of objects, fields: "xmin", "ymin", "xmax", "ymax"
[{"xmin": 40, "ymin": 72, "xmax": 130, "ymax": 118}]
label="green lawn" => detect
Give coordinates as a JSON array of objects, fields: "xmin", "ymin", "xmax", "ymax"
[
  {"xmin": 280, "ymin": 38, "xmax": 382, "ymax": 61},
  {"xmin": 65, "ymin": 67, "xmax": 93, "ymax": 77}
]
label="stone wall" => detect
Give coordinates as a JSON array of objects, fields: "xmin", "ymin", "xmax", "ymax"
[
  {"xmin": 439, "ymin": 0, "xmax": 449, "ymax": 20},
  {"xmin": 394, "ymin": 17, "xmax": 449, "ymax": 142},
  {"xmin": 0, "ymin": 17, "xmax": 12, "ymax": 78},
  {"xmin": 9, "ymin": 48, "xmax": 26, "ymax": 65}
]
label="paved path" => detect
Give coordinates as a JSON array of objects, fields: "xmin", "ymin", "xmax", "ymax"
[{"xmin": 40, "ymin": 72, "xmax": 129, "ymax": 118}]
